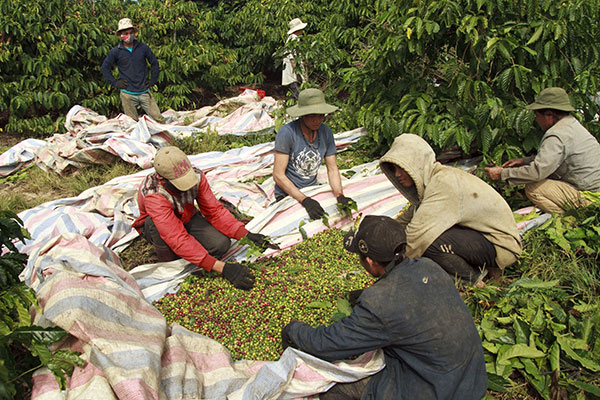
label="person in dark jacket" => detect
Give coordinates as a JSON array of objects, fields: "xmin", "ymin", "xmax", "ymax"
[
  {"xmin": 132, "ymin": 146, "xmax": 278, "ymax": 290},
  {"xmin": 281, "ymin": 215, "xmax": 488, "ymax": 399},
  {"xmin": 101, "ymin": 18, "xmax": 164, "ymax": 123}
]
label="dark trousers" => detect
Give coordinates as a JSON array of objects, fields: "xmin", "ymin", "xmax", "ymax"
[
  {"xmin": 422, "ymin": 225, "xmax": 496, "ymax": 284},
  {"xmin": 286, "ymin": 82, "xmax": 301, "ymax": 99},
  {"xmin": 142, "ymin": 213, "xmax": 231, "ymax": 260},
  {"xmin": 320, "ymin": 376, "xmax": 371, "ymax": 400}
]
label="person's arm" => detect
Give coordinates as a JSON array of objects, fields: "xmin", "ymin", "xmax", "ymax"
[
  {"xmin": 273, "ymin": 151, "xmax": 308, "ymax": 203},
  {"xmin": 286, "ymin": 300, "xmax": 391, "ymax": 362},
  {"xmin": 500, "ymin": 136, "xmax": 565, "ymax": 184},
  {"xmin": 324, "ymin": 154, "xmax": 343, "ymax": 198},
  {"xmin": 101, "ymin": 50, "xmax": 118, "ymax": 88},
  {"xmin": 195, "ymin": 172, "xmax": 248, "ymax": 240},
  {"xmin": 145, "ymin": 45, "xmax": 160, "ymax": 86}
]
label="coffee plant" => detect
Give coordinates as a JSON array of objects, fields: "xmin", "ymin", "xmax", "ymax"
[{"xmin": 3, "ymin": 0, "xmax": 600, "ymax": 165}]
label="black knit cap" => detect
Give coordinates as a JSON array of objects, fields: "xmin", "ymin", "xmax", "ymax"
[{"xmin": 343, "ymin": 215, "xmax": 407, "ymax": 262}]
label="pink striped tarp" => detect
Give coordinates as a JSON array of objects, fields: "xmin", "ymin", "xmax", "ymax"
[
  {"xmin": 27, "ymin": 233, "xmax": 385, "ymax": 400},
  {"xmin": 0, "ymin": 90, "xmax": 281, "ymax": 177}
]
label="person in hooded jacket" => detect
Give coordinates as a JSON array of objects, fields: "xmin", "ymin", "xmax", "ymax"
[{"xmin": 379, "ymin": 134, "xmax": 522, "ymax": 283}]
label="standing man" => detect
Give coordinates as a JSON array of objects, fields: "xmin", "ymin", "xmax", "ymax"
[
  {"xmin": 281, "ymin": 18, "xmax": 307, "ymax": 99},
  {"xmin": 273, "ymin": 88, "xmax": 355, "ymax": 219},
  {"xmin": 485, "ymin": 87, "xmax": 600, "ymax": 213},
  {"xmin": 132, "ymin": 146, "xmax": 277, "ymax": 290},
  {"xmin": 101, "ymin": 18, "xmax": 164, "ymax": 123},
  {"xmin": 281, "ymin": 215, "xmax": 488, "ymax": 400},
  {"xmin": 379, "ymin": 134, "xmax": 522, "ymax": 284}
]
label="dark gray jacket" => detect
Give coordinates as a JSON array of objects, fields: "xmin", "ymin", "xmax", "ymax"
[{"xmin": 287, "ymin": 257, "xmax": 487, "ymax": 400}]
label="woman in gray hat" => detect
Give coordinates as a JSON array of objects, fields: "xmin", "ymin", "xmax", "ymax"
[
  {"xmin": 273, "ymin": 88, "xmax": 355, "ymax": 219},
  {"xmin": 485, "ymin": 87, "xmax": 600, "ymax": 213}
]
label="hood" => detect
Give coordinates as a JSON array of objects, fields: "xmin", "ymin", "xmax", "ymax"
[{"xmin": 379, "ymin": 134, "xmax": 437, "ymax": 203}]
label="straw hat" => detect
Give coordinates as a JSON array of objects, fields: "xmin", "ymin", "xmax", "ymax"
[
  {"xmin": 287, "ymin": 18, "xmax": 307, "ymax": 35},
  {"xmin": 116, "ymin": 18, "xmax": 137, "ymax": 34},
  {"xmin": 286, "ymin": 88, "xmax": 339, "ymax": 117},
  {"xmin": 525, "ymin": 87, "xmax": 575, "ymax": 112}
]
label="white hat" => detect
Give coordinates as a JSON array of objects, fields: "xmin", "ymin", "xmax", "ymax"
[
  {"xmin": 287, "ymin": 18, "xmax": 307, "ymax": 35},
  {"xmin": 116, "ymin": 18, "xmax": 137, "ymax": 34}
]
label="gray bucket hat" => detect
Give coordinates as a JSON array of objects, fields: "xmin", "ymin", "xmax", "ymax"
[
  {"xmin": 286, "ymin": 88, "xmax": 339, "ymax": 118},
  {"xmin": 525, "ymin": 87, "xmax": 575, "ymax": 112}
]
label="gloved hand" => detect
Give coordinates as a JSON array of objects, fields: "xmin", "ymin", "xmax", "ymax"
[
  {"xmin": 336, "ymin": 194, "xmax": 355, "ymax": 207},
  {"xmin": 301, "ymin": 197, "xmax": 325, "ymax": 220},
  {"xmin": 246, "ymin": 232, "xmax": 280, "ymax": 250},
  {"xmin": 116, "ymin": 79, "xmax": 128, "ymax": 89},
  {"xmin": 145, "ymin": 80, "xmax": 153, "ymax": 89},
  {"xmin": 348, "ymin": 289, "xmax": 364, "ymax": 307},
  {"xmin": 222, "ymin": 263, "xmax": 255, "ymax": 290},
  {"xmin": 281, "ymin": 322, "xmax": 297, "ymax": 350}
]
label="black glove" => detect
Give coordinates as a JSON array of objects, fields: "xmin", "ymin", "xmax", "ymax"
[
  {"xmin": 301, "ymin": 197, "xmax": 325, "ymax": 220},
  {"xmin": 337, "ymin": 194, "xmax": 355, "ymax": 206},
  {"xmin": 246, "ymin": 232, "xmax": 280, "ymax": 250},
  {"xmin": 145, "ymin": 80, "xmax": 153, "ymax": 89},
  {"xmin": 115, "ymin": 79, "xmax": 128, "ymax": 89},
  {"xmin": 348, "ymin": 289, "xmax": 364, "ymax": 307},
  {"xmin": 222, "ymin": 263, "xmax": 255, "ymax": 290},
  {"xmin": 281, "ymin": 322, "xmax": 297, "ymax": 351}
]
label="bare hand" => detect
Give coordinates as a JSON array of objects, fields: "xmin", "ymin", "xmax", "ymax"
[
  {"xmin": 502, "ymin": 158, "xmax": 524, "ymax": 168},
  {"xmin": 484, "ymin": 166, "xmax": 503, "ymax": 180}
]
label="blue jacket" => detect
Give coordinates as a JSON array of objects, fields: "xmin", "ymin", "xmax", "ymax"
[
  {"xmin": 101, "ymin": 40, "xmax": 159, "ymax": 93},
  {"xmin": 287, "ymin": 257, "xmax": 488, "ymax": 400}
]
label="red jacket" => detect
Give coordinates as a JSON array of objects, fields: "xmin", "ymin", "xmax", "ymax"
[{"xmin": 132, "ymin": 169, "xmax": 248, "ymax": 270}]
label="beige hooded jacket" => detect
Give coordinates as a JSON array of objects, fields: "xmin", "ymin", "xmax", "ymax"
[{"xmin": 380, "ymin": 134, "xmax": 522, "ymax": 269}]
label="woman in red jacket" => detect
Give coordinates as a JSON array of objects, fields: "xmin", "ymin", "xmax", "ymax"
[{"xmin": 132, "ymin": 146, "xmax": 277, "ymax": 290}]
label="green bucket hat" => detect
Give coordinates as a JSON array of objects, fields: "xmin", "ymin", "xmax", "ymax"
[
  {"xmin": 525, "ymin": 87, "xmax": 575, "ymax": 112},
  {"xmin": 286, "ymin": 88, "xmax": 339, "ymax": 118}
]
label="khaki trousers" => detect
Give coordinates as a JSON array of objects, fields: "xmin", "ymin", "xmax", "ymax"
[
  {"xmin": 119, "ymin": 91, "xmax": 164, "ymax": 123},
  {"xmin": 525, "ymin": 179, "xmax": 591, "ymax": 213}
]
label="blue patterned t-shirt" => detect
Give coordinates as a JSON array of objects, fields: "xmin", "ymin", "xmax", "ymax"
[{"xmin": 274, "ymin": 119, "xmax": 336, "ymax": 198}]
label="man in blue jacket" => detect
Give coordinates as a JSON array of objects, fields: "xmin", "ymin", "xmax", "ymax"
[
  {"xmin": 101, "ymin": 18, "xmax": 164, "ymax": 123},
  {"xmin": 282, "ymin": 215, "xmax": 488, "ymax": 399}
]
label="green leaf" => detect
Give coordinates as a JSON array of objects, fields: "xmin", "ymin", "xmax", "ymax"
[
  {"xmin": 336, "ymin": 298, "xmax": 353, "ymax": 317},
  {"xmin": 511, "ymin": 278, "xmax": 559, "ymax": 289},
  {"xmin": 549, "ymin": 342, "xmax": 560, "ymax": 372},
  {"xmin": 569, "ymin": 380, "xmax": 600, "ymax": 396},
  {"xmin": 307, "ymin": 301, "xmax": 332, "ymax": 309},
  {"xmin": 487, "ymin": 373, "xmax": 510, "ymax": 392},
  {"xmin": 526, "ymin": 25, "xmax": 544, "ymax": 45},
  {"xmin": 557, "ymin": 336, "xmax": 600, "ymax": 371},
  {"xmin": 497, "ymin": 344, "xmax": 545, "ymax": 365}
]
